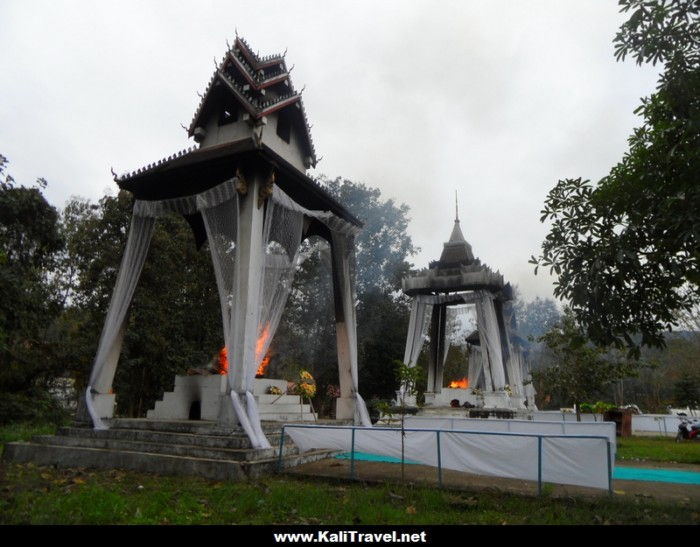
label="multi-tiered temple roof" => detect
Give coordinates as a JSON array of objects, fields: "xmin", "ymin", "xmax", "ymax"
[
  {"xmin": 187, "ymin": 36, "xmax": 316, "ymax": 165},
  {"xmin": 402, "ymin": 208, "xmax": 508, "ymax": 297},
  {"xmin": 112, "ymin": 36, "xmax": 360, "ymax": 244}
]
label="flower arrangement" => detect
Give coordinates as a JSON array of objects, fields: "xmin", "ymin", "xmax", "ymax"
[
  {"xmin": 326, "ymin": 384, "xmax": 341, "ymax": 398},
  {"xmin": 503, "ymin": 384, "xmax": 512, "ymax": 396},
  {"xmin": 267, "ymin": 386, "xmax": 284, "ymax": 395},
  {"xmin": 294, "ymin": 369, "xmax": 316, "ymax": 400}
]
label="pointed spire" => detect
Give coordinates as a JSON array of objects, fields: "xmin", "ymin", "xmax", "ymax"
[{"xmin": 455, "ymin": 190, "xmax": 459, "ymax": 222}]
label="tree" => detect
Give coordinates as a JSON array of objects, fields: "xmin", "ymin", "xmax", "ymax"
[
  {"xmin": 59, "ymin": 191, "xmax": 222, "ymax": 416},
  {"xmin": 532, "ymin": 309, "xmax": 639, "ymax": 420},
  {"xmin": 513, "ymin": 293, "xmax": 561, "ymax": 343},
  {"xmin": 272, "ymin": 176, "xmax": 418, "ymax": 405},
  {"xmin": 0, "ymin": 155, "xmax": 66, "ymax": 423},
  {"xmin": 531, "ymin": 0, "xmax": 700, "ymax": 356}
]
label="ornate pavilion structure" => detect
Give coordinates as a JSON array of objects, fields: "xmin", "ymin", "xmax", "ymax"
[
  {"xmin": 400, "ymin": 204, "xmax": 536, "ymax": 410},
  {"xmin": 82, "ymin": 36, "xmax": 371, "ymax": 449}
]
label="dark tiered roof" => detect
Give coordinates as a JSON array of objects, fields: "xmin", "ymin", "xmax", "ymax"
[
  {"xmin": 436, "ymin": 220, "xmax": 474, "ymax": 268},
  {"xmin": 114, "ymin": 139, "xmax": 360, "ymax": 229},
  {"xmin": 402, "ymin": 211, "xmax": 506, "ymax": 297},
  {"xmin": 112, "ymin": 36, "xmax": 361, "ymax": 247}
]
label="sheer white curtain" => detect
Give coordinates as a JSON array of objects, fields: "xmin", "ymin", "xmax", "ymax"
[
  {"xmin": 402, "ymin": 297, "xmax": 433, "ymax": 367},
  {"xmin": 86, "ymin": 214, "xmax": 155, "ymax": 429},
  {"xmin": 475, "ymin": 291, "xmax": 506, "ymax": 390},
  {"xmin": 330, "ymin": 230, "xmax": 372, "ymax": 427},
  {"xmin": 85, "ymin": 177, "xmax": 370, "ymax": 439},
  {"xmin": 245, "ymin": 192, "xmax": 307, "ymax": 449},
  {"xmin": 85, "ymin": 179, "xmax": 237, "ymax": 431}
]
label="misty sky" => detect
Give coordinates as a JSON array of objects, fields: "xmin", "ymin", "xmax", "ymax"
[{"xmin": 0, "ymin": 1, "xmax": 661, "ymax": 302}]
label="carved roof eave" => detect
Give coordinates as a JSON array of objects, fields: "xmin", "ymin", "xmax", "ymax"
[
  {"xmin": 113, "ymin": 145, "xmax": 200, "ymax": 182},
  {"xmin": 110, "ymin": 139, "xmax": 359, "ymax": 227},
  {"xmin": 235, "ymin": 36, "xmax": 284, "ymax": 69},
  {"xmin": 401, "ymin": 268, "xmax": 506, "ymax": 297},
  {"xmin": 227, "ymin": 50, "xmax": 289, "ymax": 89}
]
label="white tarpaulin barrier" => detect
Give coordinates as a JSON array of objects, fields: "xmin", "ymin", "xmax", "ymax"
[
  {"xmin": 284, "ymin": 424, "xmax": 612, "ymax": 491},
  {"xmin": 632, "ymin": 414, "xmax": 684, "ymax": 436},
  {"xmin": 530, "ymin": 411, "xmax": 604, "ymax": 423},
  {"xmin": 404, "ymin": 416, "xmax": 616, "ymax": 466}
]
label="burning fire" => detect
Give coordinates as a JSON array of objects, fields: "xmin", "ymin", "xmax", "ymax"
[
  {"xmin": 255, "ymin": 324, "xmax": 271, "ymax": 377},
  {"xmin": 448, "ymin": 377, "xmax": 469, "ymax": 389},
  {"xmin": 217, "ymin": 324, "xmax": 272, "ymax": 377},
  {"xmin": 218, "ymin": 347, "xmax": 228, "ymax": 375}
]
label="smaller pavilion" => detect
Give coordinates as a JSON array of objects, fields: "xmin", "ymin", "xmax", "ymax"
[{"xmin": 400, "ymin": 203, "xmax": 536, "ymax": 410}]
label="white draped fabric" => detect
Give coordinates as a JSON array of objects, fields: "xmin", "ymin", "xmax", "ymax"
[
  {"xmin": 85, "ymin": 177, "xmax": 370, "ymax": 442},
  {"xmin": 475, "ymin": 291, "xmax": 506, "ymax": 390},
  {"xmin": 330, "ymin": 230, "xmax": 372, "ymax": 427},
  {"xmin": 86, "ymin": 214, "xmax": 156, "ymax": 429},
  {"xmin": 467, "ymin": 346, "xmax": 483, "ymax": 390},
  {"xmin": 271, "ymin": 186, "xmax": 370, "ymax": 426},
  {"xmin": 399, "ymin": 297, "xmax": 433, "ymax": 402}
]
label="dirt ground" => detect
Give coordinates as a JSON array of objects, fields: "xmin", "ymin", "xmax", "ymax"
[{"xmin": 286, "ymin": 457, "xmax": 700, "ymax": 506}]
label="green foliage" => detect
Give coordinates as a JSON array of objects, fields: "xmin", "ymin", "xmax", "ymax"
[
  {"xmin": 513, "ymin": 293, "xmax": 561, "ymax": 343},
  {"xmin": 58, "ymin": 191, "xmax": 222, "ymax": 416},
  {"xmin": 394, "ymin": 359, "xmax": 422, "ymax": 399},
  {"xmin": 672, "ymin": 373, "xmax": 699, "ymax": 408},
  {"xmin": 0, "ymin": 392, "xmax": 68, "ymax": 427},
  {"xmin": 0, "ymin": 155, "xmax": 66, "ymax": 411},
  {"xmin": 532, "ymin": 309, "xmax": 640, "ymax": 413},
  {"xmin": 579, "ymin": 401, "xmax": 618, "ymax": 414},
  {"xmin": 274, "ymin": 177, "xmax": 417, "ymax": 402},
  {"xmin": 532, "ymin": 0, "xmax": 700, "ymax": 355}
]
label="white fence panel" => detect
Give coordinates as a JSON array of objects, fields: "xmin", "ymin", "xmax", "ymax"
[
  {"xmin": 284, "ymin": 424, "xmax": 612, "ymax": 492},
  {"xmin": 404, "ymin": 416, "xmax": 616, "ymax": 464}
]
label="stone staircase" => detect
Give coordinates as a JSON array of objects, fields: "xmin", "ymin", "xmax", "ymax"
[{"xmin": 2, "ymin": 418, "xmax": 333, "ymax": 481}]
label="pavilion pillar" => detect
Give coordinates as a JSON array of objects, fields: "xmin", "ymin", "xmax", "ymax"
[
  {"xmin": 426, "ymin": 304, "xmax": 447, "ymax": 394},
  {"xmin": 495, "ymin": 300, "xmax": 523, "ymax": 397},
  {"xmin": 218, "ymin": 172, "xmax": 265, "ymax": 424},
  {"xmin": 330, "ymin": 234, "xmax": 357, "ymax": 421}
]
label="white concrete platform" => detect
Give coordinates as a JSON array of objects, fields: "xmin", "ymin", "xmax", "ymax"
[{"xmin": 148, "ymin": 376, "xmax": 315, "ymax": 422}]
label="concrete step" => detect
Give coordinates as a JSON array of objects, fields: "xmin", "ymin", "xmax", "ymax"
[
  {"xmin": 256, "ymin": 394, "xmax": 303, "ymax": 405},
  {"xmin": 105, "ymin": 418, "xmax": 284, "ymax": 436},
  {"xmin": 31, "ymin": 435, "xmax": 299, "ymax": 461},
  {"xmin": 2, "ymin": 441, "xmax": 334, "ymax": 481},
  {"xmin": 258, "ymin": 413, "xmax": 317, "ymax": 422},
  {"xmin": 256, "ymin": 403, "xmax": 312, "ymax": 414},
  {"xmin": 58, "ymin": 426, "xmax": 290, "ymax": 450}
]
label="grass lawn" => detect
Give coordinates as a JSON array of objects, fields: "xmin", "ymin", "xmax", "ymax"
[
  {"xmin": 0, "ymin": 422, "xmax": 58, "ymax": 452},
  {"xmin": 1, "ymin": 423, "xmax": 698, "ymax": 525},
  {"xmin": 1, "ymin": 461, "xmax": 698, "ymax": 525},
  {"xmin": 617, "ymin": 436, "xmax": 700, "ymax": 465}
]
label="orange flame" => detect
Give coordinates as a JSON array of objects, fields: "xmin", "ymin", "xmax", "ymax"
[
  {"xmin": 218, "ymin": 347, "xmax": 228, "ymax": 375},
  {"xmin": 448, "ymin": 377, "xmax": 469, "ymax": 389},
  {"xmin": 217, "ymin": 324, "xmax": 272, "ymax": 377},
  {"xmin": 255, "ymin": 324, "xmax": 271, "ymax": 377}
]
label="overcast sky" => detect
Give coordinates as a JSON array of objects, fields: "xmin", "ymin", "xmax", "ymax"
[{"xmin": 0, "ymin": 1, "xmax": 661, "ymax": 302}]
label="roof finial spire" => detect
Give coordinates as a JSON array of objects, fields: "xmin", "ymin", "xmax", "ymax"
[{"xmin": 455, "ymin": 190, "xmax": 459, "ymax": 223}]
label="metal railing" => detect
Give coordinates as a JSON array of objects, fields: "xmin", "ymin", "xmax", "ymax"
[{"xmin": 277, "ymin": 424, "xmax": 613, "ymax": 495}]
